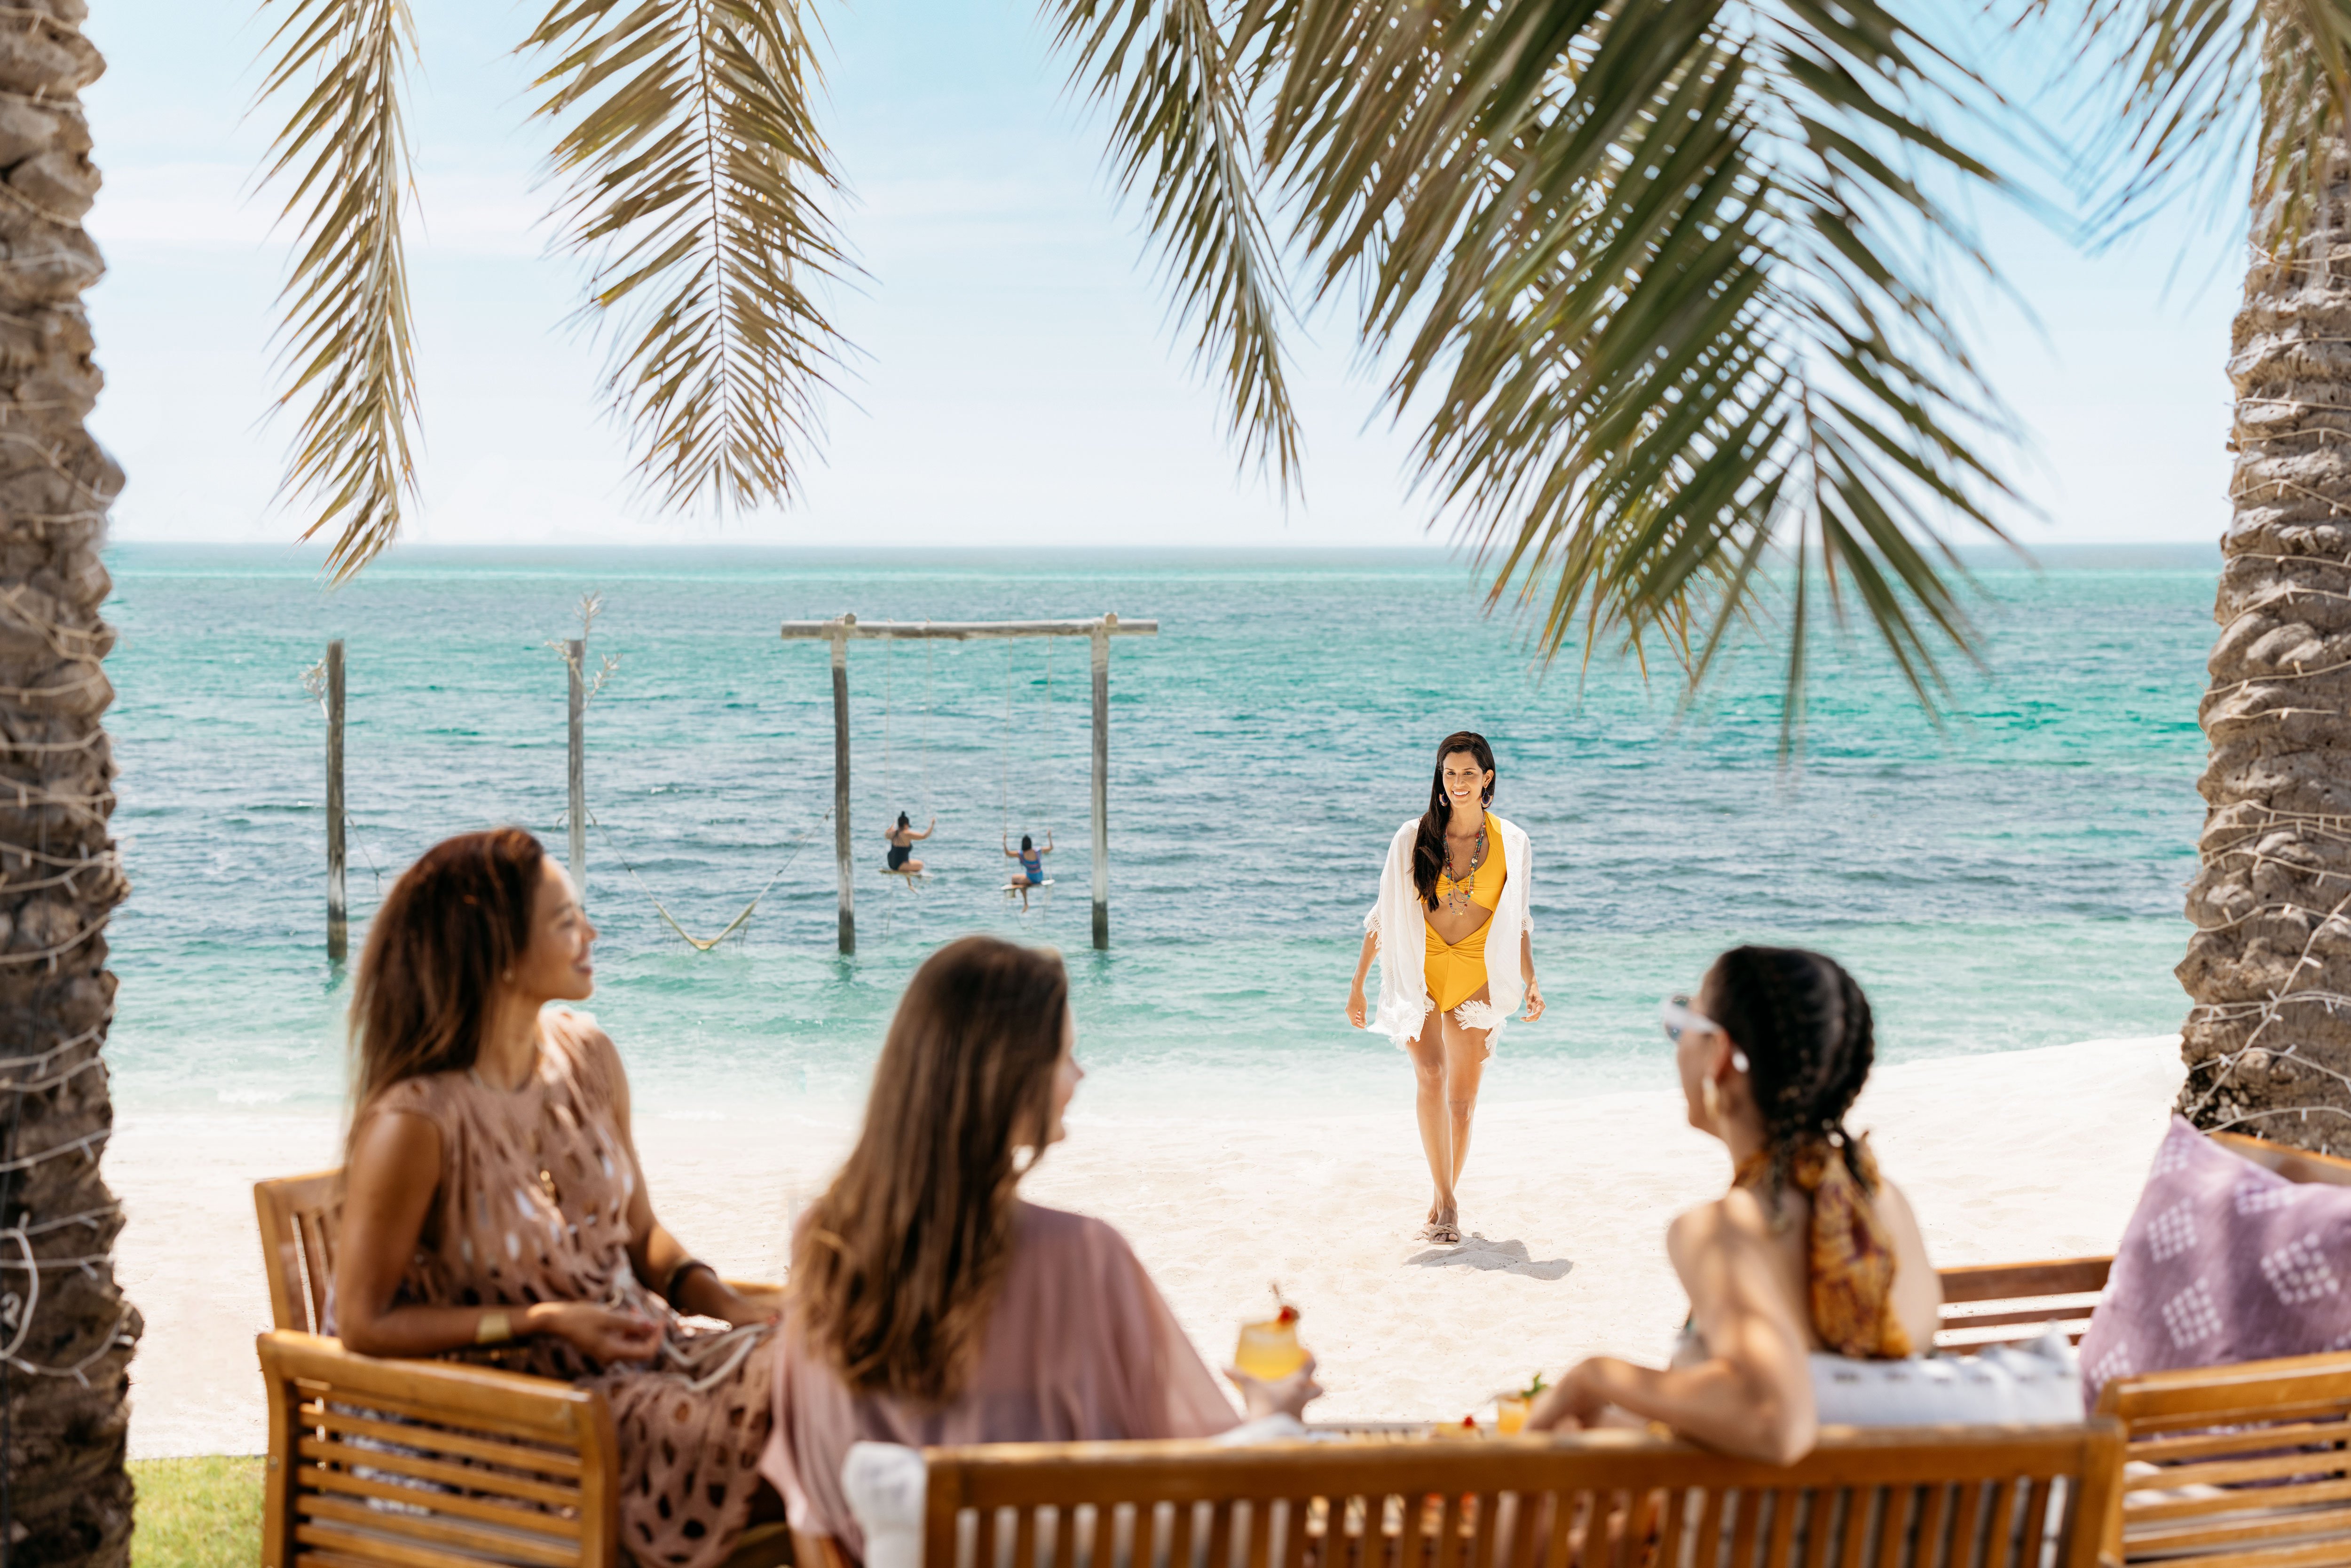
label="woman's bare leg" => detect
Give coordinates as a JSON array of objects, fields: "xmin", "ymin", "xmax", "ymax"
[
  {"xmin": 1403, "ymin": 1010, "xmax": 1455, "ymax": 1237},
  {"xmin": 1437, "ymin": 991, "xmax": 1493, "ymax": 1192}
]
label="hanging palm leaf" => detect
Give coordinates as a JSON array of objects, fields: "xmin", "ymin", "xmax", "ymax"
[
  {"xmin": 525, "ymin": 0, "xmax": 854, "ymax": 514},
  {"xmin": 1240, "ymin": 0, "xmax": 2025, "ymax": 728},
  {"xmin": 2061, "ymin": 0, "xmax": 2351, "ymax": 250},
  {"xmin": 1048, "ymin": 0, "xmax": 1304, "ymax": 490},
  {"xmin": 256, "ymin": 0, "xmax": 421, "ymax": 582}
]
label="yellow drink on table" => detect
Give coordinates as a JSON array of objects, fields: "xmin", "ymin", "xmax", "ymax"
[
  {"xmin": 1495, "ymin": 1373, "xmax": 1547, "ymax": 1435},
  {"xmin": 1233, "ymin": 1305, "xmax": 1306, "ymax": 1382}
]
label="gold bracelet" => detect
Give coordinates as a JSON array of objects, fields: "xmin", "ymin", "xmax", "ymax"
[{"xmin": 476, "ymin": 1309, "xmax": 513, "ymax": 1346}]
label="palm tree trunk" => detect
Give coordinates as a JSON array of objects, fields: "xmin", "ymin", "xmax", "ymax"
[
  {"xmin": 2179, "ymin": 38, "xmax": 2351, "ymax": 1150},
  {"xmin": 0, "ymin": 3, "xmax": 143, "ymax": 1562}
]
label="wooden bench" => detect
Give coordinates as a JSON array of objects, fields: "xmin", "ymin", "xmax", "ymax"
[
  {"xmin": 2079, "ymin": 1132, "xmax": 2351, "ymax": 1568},
  {"xmin": 918, "ymin": 1423, "xmax": 2125, "ymax": 1568},
  {"xmin": 254, "ymin": 1168, "xmax": 792, "ymax": 1568},
  {"xmin": 1938, "ymin": 1132, "xmax": 2351, "ymax": 1568},
  {"xmin": 2096, "ymin": 1353, "xmax": 2351, "ymax": 1568},
  {"xmin": 1936, "ymin": 1259, "xmax": 2112, "ymax": 1353}
]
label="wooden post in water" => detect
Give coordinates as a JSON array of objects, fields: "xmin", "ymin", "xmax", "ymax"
[
  {"xmin": 1090, "ymin": 615, "xmax": 1112, "ymax": 950},
  {"xmin": 831, "ymin": 617, "xmax": 854, "ymax": 954},
  {"xmin": 325, "ymin": 638, "xmax": 347, "ymax": 962},
  {"xmin": 567, "ymin": 638, "xmax": 586, "ymax": 901}
]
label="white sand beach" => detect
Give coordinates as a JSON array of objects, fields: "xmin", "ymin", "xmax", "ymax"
[{"xmin": 112, "ymin": 1035, "xmax": 2185, "ymax": 1458}]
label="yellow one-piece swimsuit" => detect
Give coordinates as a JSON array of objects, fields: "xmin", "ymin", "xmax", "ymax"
[{"xmin": 1424, "ymin": 812, "xmax": 1507, "ymax": 1013}]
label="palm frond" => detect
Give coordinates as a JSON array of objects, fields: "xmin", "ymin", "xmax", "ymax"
[
  {"xmin": 2053, "ymin": 0, "xmax": 2351, "ymax": 252},
  {"xmin": 1244, "ymin": 0, "xmax": 2020, "ymax": 738},
  {"xmin": 525, "ymin": 0, "xmax": 854, "ymax": 514},
  {"xmin": 255, "ymin": 0, "xmax": 421, "ymax": 583},
  {"xmin": 1046, "ymin": 0, "xmax": 1303, "ymax": 490}
]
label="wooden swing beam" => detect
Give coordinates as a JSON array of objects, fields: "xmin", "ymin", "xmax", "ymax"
[{"xmin": 778, "ymin": 614, "xmax": 1159, "ymax": 954}]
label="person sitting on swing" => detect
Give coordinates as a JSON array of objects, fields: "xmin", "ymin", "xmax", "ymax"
[
  {"xmin": 884, "ymin": 812, "xmax": 935, "ymax": 876},
  {"xmin": 1003, "ymin": 832, "xmax": 1052, "ymax": 910}
]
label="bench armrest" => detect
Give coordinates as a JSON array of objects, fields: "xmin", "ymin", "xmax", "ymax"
[{"xmin": 257, "ymin": 1329, "xmax": 621, "ymax": 1568}]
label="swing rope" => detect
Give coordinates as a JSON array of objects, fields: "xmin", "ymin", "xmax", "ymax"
[
  {"xmin": 586, "ymin": 805, "xmax": 832, "ymax": 953},
  {"xmin": 991, "ymin": 639, "xmax": 1058, "ymax": 912},
  {"xmin": 998, "ymin": 641, "xmax": 1013, "ymax": 842}
]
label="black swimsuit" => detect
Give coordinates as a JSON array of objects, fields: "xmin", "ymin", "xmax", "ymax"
[{"xmin": 887, "ymin": 841, "xmax": 912, "ymax": 870}]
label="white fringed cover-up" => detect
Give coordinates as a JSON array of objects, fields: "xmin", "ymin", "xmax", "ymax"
[{"xmin": 1362, "ymin": 813, "xmax": 1534, "ymax": 1047}]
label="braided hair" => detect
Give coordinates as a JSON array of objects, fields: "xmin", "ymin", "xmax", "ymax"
[{"xmin": 1702, "ymin": 946, "xmax": 1877, "ymax": 1206}]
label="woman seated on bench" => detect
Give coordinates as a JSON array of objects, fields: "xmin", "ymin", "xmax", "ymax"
[
  {"xmin": 1529, "ymin": 946, "xmax": 1943, "ymax": 1463},
  {"xmin": 763, "ymin": 935, "xmax": 1319, "ymax": 1559},
  {"xmin": 334, "ymin": 827, "xmax": 782, "ymax": 1568}
]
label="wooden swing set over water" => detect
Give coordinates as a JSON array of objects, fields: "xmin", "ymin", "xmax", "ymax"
[{"xmin": 779, "ymin": 612, "xmax": 1158, "ymax": 955}]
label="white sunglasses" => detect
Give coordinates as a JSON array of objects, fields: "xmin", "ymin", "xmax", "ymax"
[
  {"xmin": 1659, "ymin": 995, "xmax": 1749, "ymax": 1072},
  {"xmin": 1658, "ymin": 995, "xmax": 1717, "ymax": 1041}
]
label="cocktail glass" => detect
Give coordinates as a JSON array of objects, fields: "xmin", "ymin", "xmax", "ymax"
[{"xmin": 1232, "ymin": 1318, "xmax": 1307, "ymax": 1383}]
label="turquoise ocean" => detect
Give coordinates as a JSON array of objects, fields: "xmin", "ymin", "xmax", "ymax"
[{"xmin": 98, "ymin": 544, "xmax": 2216, "ymax": 1124}]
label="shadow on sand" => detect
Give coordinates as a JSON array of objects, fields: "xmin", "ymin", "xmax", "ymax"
[{"xmin": 1405, "ymin": 1235, "xmax": 1573, "ymax": 1280}]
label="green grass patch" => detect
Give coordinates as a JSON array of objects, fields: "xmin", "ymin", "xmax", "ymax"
[{"xmin": 129, "ymin": 1455, "xmax": 262, "ymax": 1568}]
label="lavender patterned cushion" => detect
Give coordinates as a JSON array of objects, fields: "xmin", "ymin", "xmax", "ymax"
[{"xmin": 2079, "ymin": 1115, "xmax": 2351, "ymax": 1405}]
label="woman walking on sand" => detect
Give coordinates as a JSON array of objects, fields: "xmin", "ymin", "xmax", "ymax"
[{"xmin": 1347, "ymin": 731, "xmax": 1544, "ymax": 1245}]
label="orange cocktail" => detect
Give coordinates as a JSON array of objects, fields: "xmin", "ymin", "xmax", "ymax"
[
  {"xmin": 1233, "ymin": 1304, "xmax": 1306, "ymax": 1382},
  {"xmin": 1494, "ymin": 1373, "xmax": 1547, "ymax": 1434}
]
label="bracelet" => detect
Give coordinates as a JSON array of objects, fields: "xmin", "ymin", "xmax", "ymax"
[
  {"xmin": 663, "ymin": 1258, "xmax": 717, "ymax": 1311},
  {"xmin": 476, "ymin": 1308, "xmax": 513, "ymax": 1345}
]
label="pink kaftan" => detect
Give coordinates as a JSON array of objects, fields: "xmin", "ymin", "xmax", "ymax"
[{"xmin": 760, "ymin": 1201, "xmax": 1238, "ymax": 1558}]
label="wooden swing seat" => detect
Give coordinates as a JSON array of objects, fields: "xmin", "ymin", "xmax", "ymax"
[{"xmin": 252, "ymin": 1169, "xmax": 802, "ymax": 1568}]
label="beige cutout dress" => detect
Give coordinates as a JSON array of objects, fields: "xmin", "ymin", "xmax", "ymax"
[{"xmin": 361, "ymin": 1010, "xmax": 777, "ymax": 1568}]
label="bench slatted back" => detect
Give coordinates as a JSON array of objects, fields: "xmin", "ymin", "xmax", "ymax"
[
  {"xmin": 922, "ymin": 1423, "xmax": 2123, "ymax": 1568},
  {"xmin": 2099, "ymin": 1350, "xmax": 2351, "ymax": 1568},
  {"xmin": 1934, "ymin": 1259, "xmax": 2111, "ymax": 1353},
  {"xmin": 255, "ymin": 1168, "xmax": 343, "ymax": 1336}
]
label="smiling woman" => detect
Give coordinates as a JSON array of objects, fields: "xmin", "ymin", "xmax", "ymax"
[
  {"xmin": 1348, "ymin": 732, "xmax": 1545, "ymax": 1247},
  {"xmin": 334, "ymin": 826, "xmax": 787, "ymax": 1568}
]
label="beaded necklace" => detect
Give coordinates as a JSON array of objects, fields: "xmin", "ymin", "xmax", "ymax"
[{"xmin": 1437, "ymin": 817, "xmax": 1488, "ymax": 916}]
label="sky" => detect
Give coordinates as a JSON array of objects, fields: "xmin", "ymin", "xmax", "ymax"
[{"xmin": 81, "ymin": 0, "xmax": 2244, "ymax": 552}]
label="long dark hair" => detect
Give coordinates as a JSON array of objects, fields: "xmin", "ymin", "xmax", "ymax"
[
  {"xmin": 1703, "ymin": 946, "xmax": 1877, "ymax": 1197},
  {"xmin": 792, "ymin": 936, "xmax": 1070, "ymax": 1403},
  {"xmin": 1412, "ymin": 731, "xmax": 1496, "ymax": 909},
  {"xmin": 347, "ymin": 827, "xmax": 546, "ymax": 1154}
]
